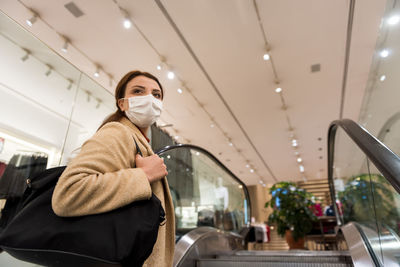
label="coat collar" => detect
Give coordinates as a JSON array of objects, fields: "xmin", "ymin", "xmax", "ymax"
[{"xmin": 119, "ymin": 117, "xmax": 154, "ymax": 156}]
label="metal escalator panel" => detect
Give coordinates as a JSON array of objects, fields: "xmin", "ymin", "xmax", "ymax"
[{"xmin": 328, "ymin": 120, "xmax": 400, "ymax": 266}]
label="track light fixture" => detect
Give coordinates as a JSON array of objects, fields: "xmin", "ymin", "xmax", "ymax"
[
  {"xmin": 67, "ymin": 79, "xmax": 73, "ymax": 90},
  {"xmin": 45, "ymin": 65, "xmax": 52, "ymax": 76},
  {"xmin": 120, "ymin": 8, "xmax": 132, "ymax": 29},
  {"xmin": 94, "ymin": 65, "xmax": 100, "ymax": 78},
  {"xmin": 26, "ymin": 12, "xmax": 38, "ymax": 27},
  {"xmin": 21, "ymin": 49, "xmax": 30, "ymax": 62},
  {"xmin": 61, "ymin": 38, "xmax": 69, "ymax": 53},
  {"xmin": 96, "ymin": 98, "xmax": 102, "ymax": 109}
]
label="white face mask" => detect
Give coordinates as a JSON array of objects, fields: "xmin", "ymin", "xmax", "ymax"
[{"xmin": 124, "ymin": 94, "xmax": 163, "ymax": 128}]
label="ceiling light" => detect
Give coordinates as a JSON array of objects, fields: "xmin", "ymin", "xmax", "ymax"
[
  {"xmin": 380, "ymin": 49, "xmax": 389, "ymax": 58},
  {"xmin": 67, "ymin": 79, "xmax": 73, "ymax": 90},
  {"xmin": 250, "ymin": 169, "xmax": 254, "ymax": 173},
  {"xmin": 61, "ymin": 39, "xmax": 69, "ymax": 53},
  {"xmin": 259, "ymin": 180, "xmax": 263, "ymax": 184},
  {"xmin": 167, "ymin": 155, "xmax": 171, "ymax": 159},
  {"xmin": 238, "ymin": 185, "xmax": 243, "ymax": 189},
  {"xmin": 297, "ymin": 157, "xmax": 302, "ymax": 163},
  {"xmin": 294, "ymin": 151, "xmax": 300, "ymax": 156},
  {"xmin": 229, "ymin": 142, "xmax": 233, "ymax": 147},
  {"xmin": 263, "ymin": 53, "xmax": 270, "ymax": 60},
  {"xmin": 275, "ymin": 87, "xmax": 282, "ymax": 93},
  {"xmin": 210, "ymin": 124, "xmax": 215, "ymax": 128},
  {"xmin": 177, "ymin": 88, "xmax": 183, "ymax": 94},
  {"xmin": 94, "ymin": 66, "xmax": 100, "ymax": 77},
  {"xmin": 299, "ymin": 165, "xmax": 305, "ymax": 173},
  {"xmin": 195, "ymin": 151, "xmax": 200, "ymax": 156},
  {"xmin": 157, "ymin": 65, "xmax": 162, "ymax": 70},
  {"xmin": 26, "ymin": 14, "xmax": 37, "ymax": 27},
  {"xmin": 123, "ymin": 18, "xmax": 132, "ymax": 29},
  {"xmin": 21, "ymin": 49, "xmax": 30, "ymax": 62},
  {"xmin": 167, "ymin": 71, "xmax": 175, "ymax": 80},
  {"xmin": 292, "ymin": 139, "xmax": 298, "ymax": 147},
  {"xmin": 388, "ymin": 15, "xmax": 400, "ymax": 25},
  {"xmin": 96, "ymin": 99, "xmax": 102, "ymax": 109},
  {"xmin": 246, "ymin": 164, "xmax": 250, "ymax": 168},
  {"xmin": 45, "ymin": 65, "xmax": 52, "ymax": 76},
  {"xmin": 174, "ymin": 136, "xmax": 179, "ymax": 140},
  {"xmin": 380, "ymin": 75, "xmax": 386, "ymax": 82}
]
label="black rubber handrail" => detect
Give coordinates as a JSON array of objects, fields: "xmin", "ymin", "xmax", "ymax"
[
  {"xmin": 328, "ymin": 119, "xmax": 400, "ymax": 225},
  {"xmin": 156, "ymin": 144, "xmax": 252, "ymax": 220}
]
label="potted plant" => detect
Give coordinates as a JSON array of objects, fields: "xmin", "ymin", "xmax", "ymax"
[{"xmin": 265, "ymin": 181, "xmax": 317, "ymax": 249}]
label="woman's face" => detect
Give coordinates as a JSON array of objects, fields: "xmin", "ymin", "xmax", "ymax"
[{"xmin": 118, "ymin": 75, "xmax": 162, "ymax": 111}]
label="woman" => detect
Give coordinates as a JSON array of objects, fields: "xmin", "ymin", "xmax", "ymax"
[{"xmin": 52, "ymin": 70, "xmax": 175, "ymax": 267}]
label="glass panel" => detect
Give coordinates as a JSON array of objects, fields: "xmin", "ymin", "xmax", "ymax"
[
  {"xmin": 367, "ymin": 159, "xmax": 400, "ymax": 266},
  {"xmin": 59, "ymin": 74, "xmax": 114, "ymax": 165},
  {"xmin": 333, "ymin": 127, "xmax": 400, "ymax": 265},
  {"xmin": 333, "ymin": 127, "xmax": 383, "ymax": 263},
  {"xmin": 158, "ymin": 146, "xmax": 249, "ymax": 239}
]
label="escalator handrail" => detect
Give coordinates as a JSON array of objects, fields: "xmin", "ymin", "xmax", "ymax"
[
  {"xmin": 328, "ymin": 119, "xmax": 400, "ymax": 225},
  {"xmin": 156, "ymin": 143, "xmax": 252, "ymax": 219}
]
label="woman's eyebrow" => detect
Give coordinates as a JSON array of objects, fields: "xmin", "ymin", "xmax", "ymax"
[
  {"xmin": 152, "ymin": 88, "xmax": 161, "ymax": 92},
  {"xmin": 129, "ymin": 85, "xmax": 145, "ymax": 89}
]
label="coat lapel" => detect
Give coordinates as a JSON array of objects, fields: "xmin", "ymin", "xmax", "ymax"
[{"xmin": 119, "ymin": 117, "xmax": 153, "ymax": 156}]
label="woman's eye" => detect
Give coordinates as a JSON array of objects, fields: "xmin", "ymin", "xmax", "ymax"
[
  {"xmin": 133, "ymin": 89, "xmax": 143, "ymax": 94},
  {"xmin": 153, "ymin": 93, "xmax": 161, "ymax": 99}
]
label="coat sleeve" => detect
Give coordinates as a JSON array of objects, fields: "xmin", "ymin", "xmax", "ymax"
[{"xmin": 51, "ymin": 122, "xmax": 152, "ymax": 217}]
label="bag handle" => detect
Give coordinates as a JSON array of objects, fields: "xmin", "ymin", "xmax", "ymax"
[{"xmin": 133, "ymin": 138, "xmax": 143, "ymax": 157}]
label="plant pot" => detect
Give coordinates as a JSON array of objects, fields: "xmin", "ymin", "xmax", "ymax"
[{"xmin": 285, "ymin": 230, "xmax": 305, "ymax": 250}]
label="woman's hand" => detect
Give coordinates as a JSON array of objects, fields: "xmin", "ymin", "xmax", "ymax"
[{"xmin": 135, "ymin": 154, "xmax": 168, "ymax": 183}]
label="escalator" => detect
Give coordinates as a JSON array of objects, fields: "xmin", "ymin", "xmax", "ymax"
[{"xmin": 158, "ymin": 119, "xmax": 400, "ymax": 267}]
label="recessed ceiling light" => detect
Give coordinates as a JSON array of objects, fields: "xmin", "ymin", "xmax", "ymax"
[
  {"xmin": 210, "ymin": 124, "xmax": 215, "ymax": 128},
  {"xmin": 388, "ymin": 15, "xmax": 400, "ymax": 25},
  {"xmin": 238, "ymin": 185, "xmax": 243, "ymax": 189},
  {"xmin": 297, "ymin": 158, "xmax": 302, "ymax": 163},
  {"xmin": 259, "ymin": 180, "xmax": 263, "ymax": 184},
  {"xmin": 294, "ymin": 151, "xmax": 300, "ymax": 156},
  {"xmin": 228, "ymin": 142, "xmax": 233, "ymax": 147},
  {"xmin": 157, "ymin": 65, "xmax": 162, "ymax": 70},
  {"xmin": 167, "ymin": 71, "xmax": 175, "ymax": 80},
  {"xmin": 263, "ymin": 53, "xmax": 270, "ymax": 60},
  {"xmin": 380, "ymin": 49, "xmax": 389, "ymax": 58},
  {"xmin": 167, "ymin": 155, "xmax": 171, "ymax": 159},
  {"xmin": 177, "ymin": 88, "xmax": 183, "ymax": 94},
  {"xmin": 380, "ymin": 75, "xmax": 386, "ymax": 82},
  {"xmin": 246, "ymin": 164, "xmax": 250, "ymax": 168},
  {"xmin": 250, "ymin": 169, "xmax": 254, "ymax": 173},
  {"xmin": 275, "ymin": 87, "xmax": 282, "ymax": 93},
  {"xmin": 195, "ymin": 151, "xmax": 200, "ymax": 156}
]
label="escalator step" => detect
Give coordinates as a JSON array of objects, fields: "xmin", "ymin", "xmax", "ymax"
[
  {"xmin": 196, "ymin": 259, "xmax": 353, "ymax": 267},
  {"xmin": 216, "ymin": 255, "xmax": 353, "ymax": 263}
]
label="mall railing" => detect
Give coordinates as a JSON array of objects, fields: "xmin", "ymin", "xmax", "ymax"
[
  {"xmin": 328, "ymin": 119, "xmax": 400, "ymax": 266},
  {"xmin": 156, "ymin": 144, "xmax": 251, "ymax": 241}
]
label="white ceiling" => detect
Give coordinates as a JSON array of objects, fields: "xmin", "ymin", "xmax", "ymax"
[{"xmin": 0, "ymin": 0, "xmax": 387, "ymax": 185}]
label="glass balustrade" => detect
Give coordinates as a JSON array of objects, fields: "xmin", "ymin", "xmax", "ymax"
[
  {"xmin": 332, "ymin": 127, "xmax": 400, "ymax": 266},
  {"xmin": 157, "ymin": 145, "xmax": 250, "ymax": 240}
]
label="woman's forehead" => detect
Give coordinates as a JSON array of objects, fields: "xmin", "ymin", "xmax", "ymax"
[{"xmin": 127, "ymin": 75, "xmax": 160, "ymax": 89}]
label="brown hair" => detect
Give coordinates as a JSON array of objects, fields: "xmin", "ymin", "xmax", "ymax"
[{"xmin": 98, "ymin": 70, "xmax": 164, "ymax": 130}]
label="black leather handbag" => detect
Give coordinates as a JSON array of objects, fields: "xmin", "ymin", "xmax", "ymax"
[{"xmin": 0, "ymin": 140, "xmax": 165, "ymax": 267}]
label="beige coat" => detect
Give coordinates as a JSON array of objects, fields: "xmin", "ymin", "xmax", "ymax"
[{"xmin": 52, "ymin": 117, "xmax": 175, "ymax": 267}]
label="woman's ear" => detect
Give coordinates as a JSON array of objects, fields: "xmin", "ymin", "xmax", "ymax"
[{"xmin": 118, "ymin": 98, "xmax": 125, "ymax": 111}]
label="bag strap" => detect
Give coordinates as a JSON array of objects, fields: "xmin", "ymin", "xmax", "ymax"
[{"xmin": 133, "ymin": 138, "xmax": 143, "ymax": 157}]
